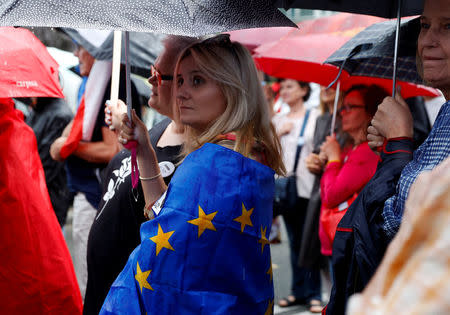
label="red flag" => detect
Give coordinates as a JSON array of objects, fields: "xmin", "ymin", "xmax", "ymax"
[
  {"xmin": 60, "ymin": 60, "xmax": 111, "ymax": 159},
  {"xmin": 0, "ymin": 98, "xmax": 82, "ymax": 314}
]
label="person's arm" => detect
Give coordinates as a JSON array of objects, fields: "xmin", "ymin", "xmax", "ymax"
[
  {"xmin": 119, "ymin": 109, "xmax": 167, "ymax": 208},
  {"xmin": 50, "ymin": 119, "xmax": 73, "ymax": 162},
  {"xmin": 321, "ymin": 147, "xmax": 377, "ymax": 208},
  {"xmin": 368, "ymin": 87, "xmax": 413, "ymax": 150},
  {"xmin": 73, "ymin": 126, "xmax": 120, "ymax": 163}
]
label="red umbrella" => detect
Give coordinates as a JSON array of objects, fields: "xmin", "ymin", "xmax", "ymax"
[
  {"xmin": 228, "ymin": 13, "xmax": 385, "ymax": 53},
  {"xmin": 254, "ymin": 33, "xmax": 350, "ymax": 86},
  {"xmin": 0, "ymin": 27, "xmax": 64, "ymax": 98},
  {"xmin": 253, "ymin": 23, "xmax": 438, "ymax": 98}
]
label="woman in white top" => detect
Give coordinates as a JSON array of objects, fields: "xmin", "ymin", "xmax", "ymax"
[{"xmin": 272, "ymin": 79, "xmax": 322, "ymax": 312}]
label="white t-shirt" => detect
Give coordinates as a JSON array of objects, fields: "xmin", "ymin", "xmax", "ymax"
[{"xmin": 273, "ymin": 108, "xmax": 319, "ymax": 199}]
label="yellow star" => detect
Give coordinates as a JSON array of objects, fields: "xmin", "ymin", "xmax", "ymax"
[
  {"xmin": 233, "ymin": 203, "xmax": 254, "ymax": 233},
  {"xmin": 150, "ymin": 223, "xmax": 175, "ymax": 256},
  {"xmin": 134, "ymin": 261, "xmax": 153, "ymax": 293},
  {"xmin": 188, "ymin": 205, "xmax": 218, "ymax": 238},
  {"xmin": 264, "ymin": 299, "xmax": 274, "ymax": 315},
  {"xmin": 258, "ymin": 226, "xmax": 270, "ymax": 254},
  {"xmin": 266, "ymin": 260, "xmax": 273, "ymax": 282}
]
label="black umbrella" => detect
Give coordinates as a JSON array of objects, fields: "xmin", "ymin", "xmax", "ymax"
[
  {"xmin": 274, "ymin": 0, "xmax": 423, "ymax": 18},
  {"xmin": 325, "ymin": 17, "xmax": 423, "ymax": 85},
  {"xmin": 63, "ymin": 28, "xmax": 164, "ymax": 78},
  {"xmin": 0, "ymin": 0, "xmax": 296, "ymax": 35}
]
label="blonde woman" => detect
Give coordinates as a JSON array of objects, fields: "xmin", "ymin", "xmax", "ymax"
[{"xmin": 101, "ymin": 34, "xmax": 284, "ymax": 314}]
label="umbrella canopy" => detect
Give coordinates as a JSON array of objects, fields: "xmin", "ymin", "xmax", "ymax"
[
  {"xmin": 325, "ymin": 17, "xmax": 423, "ymax": 85},
  {"xmin": 254, "ymin": 24, "xmax": 438, "ymax": 98},
  {"xmin": 229, "ymin": 12, "xmax": 385, "ymax": 53},
  {"xmin": 0, "ymin": 0, "xmax": 296, "ymax": 35},
  {"xmin": 274, "ymin": 0, "xmax": 424, "ymax": 18},
  {"xmin": 0, "ymin": 27, "xmax": 64, "ymax": 98},
  {"xmin": 63, "ymin": 28, "xmax": 164, "ymax": 77},
  {"xmin": 254, "ymin": 33, "xmax": 350, "ymax": 86}
]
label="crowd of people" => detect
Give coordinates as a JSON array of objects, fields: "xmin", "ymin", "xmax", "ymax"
[{"xmin": 2, "ymin": 0, "xmax": 449, "ymax": 313}]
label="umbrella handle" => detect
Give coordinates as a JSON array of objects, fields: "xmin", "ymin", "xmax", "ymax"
[{"xmin": 330, "ymin": 80, "xmax": 340, "ymax": 136}]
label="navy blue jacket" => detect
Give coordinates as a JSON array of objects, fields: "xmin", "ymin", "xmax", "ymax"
[{"xmin": 325, "ymin": 138, "xmax": 414, "ymax": 315}]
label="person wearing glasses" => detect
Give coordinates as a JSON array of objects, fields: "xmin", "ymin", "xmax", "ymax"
[
  {"xmin": 100, "ymin": 34, "xmax": 284, "ymax": 314},
  {"xmin": 83, "ymin": 35, "xmax": 197, "ymax": 315},
  {"xmin": 318, "ymin": 85, "xmax": 388, "ymax": 280}
]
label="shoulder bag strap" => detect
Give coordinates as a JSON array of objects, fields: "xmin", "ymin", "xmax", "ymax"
[{"xmin": 292, "ymin": 109, "xmax": 311, "ymax": 174}]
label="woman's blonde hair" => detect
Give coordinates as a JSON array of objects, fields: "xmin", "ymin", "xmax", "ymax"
[{"xmin": 174, "ymin": 34, "xmax": 285, "ymax": 175}]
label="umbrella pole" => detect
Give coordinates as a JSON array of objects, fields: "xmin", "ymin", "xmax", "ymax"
[
  {"xmin": 124, "ymin": 31, "xmax": 132, "ymax": 121},
  {"xmin": 330, "ymin": 80, "xmax": 340, "ymax": 136},
  {"xmin": 111, "ymin": 31, "xmax": 122, "ymax": 109},
  {"xmin": 392, "ymin": 0, "xmax": 402, "ymax": 97}
]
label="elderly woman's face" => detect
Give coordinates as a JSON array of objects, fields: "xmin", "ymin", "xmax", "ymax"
[{"xmin": 417, "ymin": 0, "xmax": 450, "ymax": 90}]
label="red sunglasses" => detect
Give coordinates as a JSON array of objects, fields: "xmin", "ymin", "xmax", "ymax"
[{"xmin": 150, "ymin": 65, "xmax": 173, "ymax": 86}]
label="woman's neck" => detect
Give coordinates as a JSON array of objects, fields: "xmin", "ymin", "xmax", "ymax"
[
  {"xmin": 348, "ymin": 128, "xmax": 367, "ymax": 147},
  {"xmin": 287, "ymin": 101, "xmax": 305, "ymax": 117}
]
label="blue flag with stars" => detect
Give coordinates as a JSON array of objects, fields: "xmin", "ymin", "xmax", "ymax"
[{"xmin": 100, "ymin": 143, "xmax": 275, "ymax": 315}]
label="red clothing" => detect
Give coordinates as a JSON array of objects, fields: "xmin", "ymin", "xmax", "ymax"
[
  {"xmin": 319, "ymin": 142, "xmax": 379, "ymax": 255},
  {"xmin": 0, "ymin": 98, "xmax": 82, "ymax": 314}
]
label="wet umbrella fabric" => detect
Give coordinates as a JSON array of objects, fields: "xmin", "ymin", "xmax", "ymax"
[
  {"xmin": 0, "ymin": 27, "xmax": 64, "ymax": 98},
  {"xmin": 228, "ymin": 12, "xmax": 384, "ymax": 54},
  {"xmin": 0, "ymin": 0, "xmax": 296, "ymax": 35},
  {"xmin": 325, "ymin": 17, "xmax": 425, "ymax": 86},
  {"xmin": 274, "ymin": 0, "xmax": 423, "ymax": 18},
  {"xmin": 63, "ymin": 29, "xmax": 164, "ymax": 77}
]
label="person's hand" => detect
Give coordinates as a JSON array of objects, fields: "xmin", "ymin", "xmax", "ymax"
[
  {"xmin": 371, "ymin": 87, "xmax": 413, "ymax": 139},
  {"xmin": 105, "ymin": 99, "xmax": 127, "ymax": 131},
  {"xmin": 367, "ymin": 125, "xmax": 385, "ymax": 151},
  {"xmin": 305, "ymin": 153, "xmax": 324, "ymax": 174},
  {"xmin": 50, "ymin": 136, "xmax": 67, "ymax": 161},
  {"xmin": 278, "ymin": 121, "xmax": 294, "ymax": 136},
  {"xmin": 320, "ymin": 135, "xmax": 341, "ymax": 162},
  {"xmin": 118, "ymin": 109, "xmax": 151, "ymax": 156}
]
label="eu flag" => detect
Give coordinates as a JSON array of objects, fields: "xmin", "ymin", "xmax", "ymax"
[{"xmin": 100, "ymin": 143, "xmax": 275, "ymax": 314}]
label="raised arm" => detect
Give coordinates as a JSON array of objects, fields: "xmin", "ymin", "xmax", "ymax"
[{"xmin": 118, "ymin": 107, "xmax": 167, "ymax": 208}]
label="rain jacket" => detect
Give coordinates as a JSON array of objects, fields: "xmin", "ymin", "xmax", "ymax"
[
  {"xmin": 26, "ymin": 97, "xmax": 73, "ymax": 226},
  {"xmin": 0, "ymin": 98, "xmax": 82, "ymax": 314},
  {"xmin": 324, "ymin": 138, "xmax": 414, "ymax": 315}
]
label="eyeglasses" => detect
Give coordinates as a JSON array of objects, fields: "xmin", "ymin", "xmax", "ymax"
[
  {"xmin": 150, "ymin": 65, "xmax": 173, "ymax": 86},
  {"xmin": 338, "ymin": 104, "xmax": 365, "ymax": 114}
]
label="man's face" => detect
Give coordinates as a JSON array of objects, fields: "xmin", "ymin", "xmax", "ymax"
[{"xmin": 74, "ymin": 45, "xmax": 95, "ymax": 77}]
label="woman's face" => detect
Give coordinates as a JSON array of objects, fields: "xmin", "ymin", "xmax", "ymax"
[
  {"xmin": 320, "ymin": 86, "xmax": 337, "ymax": 111},
  {"xmin": 417, "ymin": 0, "xmax": 450, "ymax": 90},
  {"xmin": 176, "ymin": 55, "xmax": 227, "ymax": 132},
  {"xmin": 147, "ymin": 50, "xmax": 175, "ymax": 118},
  {"xmin": 340, "ymin": 90, "xmax": 371, "ymax": 135},
  {"xmin": 279, "ymin": 79, "xmax": 307, "ymax": 107}
]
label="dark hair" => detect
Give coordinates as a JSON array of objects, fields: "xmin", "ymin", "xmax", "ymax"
[
  {"xmin": 297, "ymin": 81, "xmax": 311, "ymax": 102},
  {"xmin": 280, "ymin": 79, "xmax": 311, "ymax": 102},
  {"xmin": 345, "ymin": 84, "xmax": 389, "ymax": 117}
]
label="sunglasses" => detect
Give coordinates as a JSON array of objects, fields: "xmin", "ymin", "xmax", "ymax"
[
  {"xmin": 338, "ymin": 104, "xmax": 365, "ymax": 114},
  {"xmin": 150, "ymin": 65, "xmax": 173, "ymax": 86}
]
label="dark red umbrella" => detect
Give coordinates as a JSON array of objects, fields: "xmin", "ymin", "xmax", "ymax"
[{"xmin": 0, "ymin": 27, "xmax": 64, "ymax": 98}]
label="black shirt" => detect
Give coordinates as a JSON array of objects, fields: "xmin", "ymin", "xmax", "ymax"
[{"xmin": 83, "ymin": 118, "xmax": 182, "ymax": 315}]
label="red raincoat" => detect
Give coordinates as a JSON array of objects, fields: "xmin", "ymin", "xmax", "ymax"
[{"xmin": 0, "ymin": 98, "xmax": 82, "ymax": 314}]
